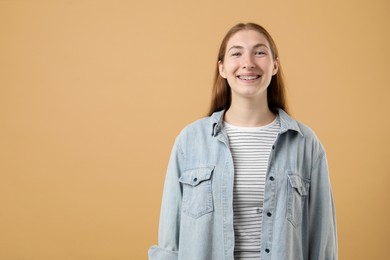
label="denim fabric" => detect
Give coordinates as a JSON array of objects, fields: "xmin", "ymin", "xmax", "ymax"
[{"xmin": 148, "ymin": 109, "xmax": 337, "ymax": 260}]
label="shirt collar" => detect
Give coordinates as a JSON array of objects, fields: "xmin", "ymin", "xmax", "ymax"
[{"xmin": 210, "ymin": 108, "xmax": 303, "ymax": 137}]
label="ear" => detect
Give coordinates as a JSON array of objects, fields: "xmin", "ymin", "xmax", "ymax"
[
  {"xmin": 218, "ymin": 60, "xmax": 227, "ymax": 79},
  {"xmin": 272, "ymin": 57, "xmax": 279, "ymax": 76}
]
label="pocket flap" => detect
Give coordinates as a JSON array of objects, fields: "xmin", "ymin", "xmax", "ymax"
[
  {"xmin": 287, "ymin": 174, "xmax": 310, "ymax": 196},
  {"xmin": 179, "ymin": 166, "xmax": 214, "ymax": 187}
]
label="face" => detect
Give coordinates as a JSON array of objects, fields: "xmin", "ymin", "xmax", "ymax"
[{"xmin": 218, "ymin": 29, "xmax": 278, "ymax": 101}]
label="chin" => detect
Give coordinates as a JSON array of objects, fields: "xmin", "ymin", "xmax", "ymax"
[{"xmin": 234, "ymin": 87, "xmax": 267, "ymax": 99}]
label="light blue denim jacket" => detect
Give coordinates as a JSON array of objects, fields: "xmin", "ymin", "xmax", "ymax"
[{"xmin": 149, "ymin": 109, "xmax": 337, "ymax": 260}]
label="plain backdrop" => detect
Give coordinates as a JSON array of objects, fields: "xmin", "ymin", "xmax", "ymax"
[{"xmin": 1, "ymin": 0, "xmax": 389, "ymax": 259}]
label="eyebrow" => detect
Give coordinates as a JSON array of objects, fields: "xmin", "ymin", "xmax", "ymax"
[{"xmin": 227, "ymin": 43, "xmax": 269, "ymax": 52}]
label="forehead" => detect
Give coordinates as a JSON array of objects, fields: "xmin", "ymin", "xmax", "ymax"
[{"xmin": 226, "ymin": 29, "xmax": 271, "ymax": 49}]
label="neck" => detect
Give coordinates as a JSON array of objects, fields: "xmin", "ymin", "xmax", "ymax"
[{"xmin": 224, "ymin": 95, "xmax": 276, "ymax": 127}]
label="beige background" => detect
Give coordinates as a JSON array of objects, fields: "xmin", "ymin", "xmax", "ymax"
[{"xmin": 1, "ymin": 0, "xmax": 389, "ymax": 259}]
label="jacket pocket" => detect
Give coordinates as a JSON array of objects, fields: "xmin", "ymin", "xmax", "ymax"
[
  {"xmin": 178, "ymin": 166, "xmax": 214, "ymax": 219},
  {"xmin": 287, "ymin": 173, "xmax": 310, "ymax": 227}
]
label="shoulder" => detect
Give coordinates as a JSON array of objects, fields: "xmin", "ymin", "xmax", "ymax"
[
  {"xmin": 296, "ymin": 119, "xmax": 327, "ymax": 160},
  {"xmin": 182, "ymin": 117, "xmax": 211, "ymax": 133},
  {"xmin": 279, "ymin": 109, "xmax": 321, "ymax": 142},
  {"xmin": 174, "ymin": 116, "xmax": 212, "ymax": 145},
  {"xmin": 296, "ymin": 120, "xmax": 321, "ymax": 141},
  {"xmin": 279, "ymin": 110, "xmax": 326, "ymax": 156}
]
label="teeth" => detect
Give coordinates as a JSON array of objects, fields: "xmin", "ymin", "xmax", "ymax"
[{"xmin": 239, "ymin": 75, "xmax": 259, "ymax": 80}]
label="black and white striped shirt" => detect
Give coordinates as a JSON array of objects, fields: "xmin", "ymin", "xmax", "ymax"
[{"xmin": 224, "ymin": 116, "xmax": 280, "ymax": 259}]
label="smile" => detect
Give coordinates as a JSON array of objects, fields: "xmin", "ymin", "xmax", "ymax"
[{"xmin": 237, "ymin": 75, "xmax": 261, "ymax": 80}]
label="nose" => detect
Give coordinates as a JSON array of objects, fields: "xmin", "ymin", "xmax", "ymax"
[{"xmin": 242, "ymin": 53, "xmax": 255, "ymax": 69}]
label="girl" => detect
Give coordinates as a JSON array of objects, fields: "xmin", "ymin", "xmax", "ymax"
[{"xmin": 149, "ymin": 23, "xmax": 337, "ymax": 260}]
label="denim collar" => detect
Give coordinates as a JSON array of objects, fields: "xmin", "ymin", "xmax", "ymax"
[{"xmin": 210, "ymin": 109, "xmax": 303, "ymax": 137}]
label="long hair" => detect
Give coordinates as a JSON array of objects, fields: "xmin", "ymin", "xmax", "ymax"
[{"xmin": 208, "ymin": 23, "xmax": 289, "ymax": 116}]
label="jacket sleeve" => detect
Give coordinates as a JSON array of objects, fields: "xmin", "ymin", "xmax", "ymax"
[
  {"xmin": 309, "ymin": 147, "xmax": 338, "ymax": 260},
  {"xmin": 148, "ymin": 139, "xmax": 184, "ymax": 260}
]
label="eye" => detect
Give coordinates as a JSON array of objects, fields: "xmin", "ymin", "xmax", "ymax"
[
  {"xmin": 255, "ymin": 51, "xmax": 267, "ymax": 56},
  {"xmin": 231, "ymin": 52, "xmax": 241, "ymax": 57}
]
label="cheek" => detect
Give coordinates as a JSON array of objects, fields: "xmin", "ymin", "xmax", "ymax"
[
  {"xmin": 224, "ymin": 61, "xmax": 239, "ymax": 75},
  {"xmin": 257, "ymin": 61, "xmax": 274, "ymax": 74}
]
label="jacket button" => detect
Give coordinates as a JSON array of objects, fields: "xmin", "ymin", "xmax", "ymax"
[
  {"xmin": 267, "ymin": 212, "xmax": 272, "ymax": 217},
  {"xmin": 272, "ymin": 145, "xmax": 275, "ymax": 150},
  {"xmin": 265, "ymin": 248, "xmax": 270, "ymax": 253},
  {"xmin": 193, "ymin": 178, "xmax": 197, "ymax": 182},
  {"xmin": 269, "ymin": 176, "xmax": 275, "ymax": 181}
]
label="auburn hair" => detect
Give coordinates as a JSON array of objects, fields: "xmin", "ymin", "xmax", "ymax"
[{"xmin": 208, "ymin": 23, "xmax": 289, "ymax": 116}]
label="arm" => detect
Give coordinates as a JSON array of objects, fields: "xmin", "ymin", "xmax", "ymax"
[
  {"xmin": 309, "ymin": 148, "xmax": 338, "ymax": 260},
  {"xmin": 148, "ymin": 140, "xmax": 184, "ymax": 260}
]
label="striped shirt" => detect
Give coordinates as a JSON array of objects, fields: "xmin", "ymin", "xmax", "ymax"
[{"xmin": 224, "ymin": 116, "xmax": 281, "ymax": 259}]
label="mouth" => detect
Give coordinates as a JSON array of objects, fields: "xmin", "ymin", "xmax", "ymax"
[{"xmin": 237, "ymin": 75, "xmax": 261, "ymax": 80}]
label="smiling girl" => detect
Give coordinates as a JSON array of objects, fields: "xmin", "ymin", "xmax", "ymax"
[{"xmin": 149, "ymin": 23, "xmax": 337, "ymax": 260}]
